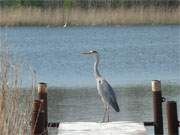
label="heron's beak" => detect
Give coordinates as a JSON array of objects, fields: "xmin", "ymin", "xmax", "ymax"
[{"xmin": 80, "ymin": 52, "xmax": 91, "ymax": 55}]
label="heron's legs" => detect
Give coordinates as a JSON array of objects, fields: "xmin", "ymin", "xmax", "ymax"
[
  {"xmin": 107, "ymin": 106, "xmax": 110, "ymax": 122},
  {"xmin": 102, "ymin": 107, "xmax": 107, "ymax": 122},
  {"xmin": 102, "ymin": 105, "xmax": 110, "ymax": 122}
]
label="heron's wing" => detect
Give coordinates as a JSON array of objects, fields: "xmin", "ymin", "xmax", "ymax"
[{"xmin": 100, "ymin": 79, "xmax": 120, "ymax": 112}]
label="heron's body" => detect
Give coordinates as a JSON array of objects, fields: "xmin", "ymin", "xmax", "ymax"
[
  {"xmin": 96, "ymin": 78, "xmax": 119, "ymax": 112},
  {"xmin": 81, "ymin": 50, "xmax": 120, "ymax": 122}
]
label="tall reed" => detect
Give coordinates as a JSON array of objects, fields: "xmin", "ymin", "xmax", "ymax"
[
  {"xmin": 0, "ymin": 6, "xmax": 179, "ymax": 26},
  {"xmin": 0, "ymin": 44, "xmax": 35, "ymax": 135}
]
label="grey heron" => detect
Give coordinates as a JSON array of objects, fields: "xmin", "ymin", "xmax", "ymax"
[{"xmin": 81, "ymin": 50, "xmax": 120, "ymax": 122}]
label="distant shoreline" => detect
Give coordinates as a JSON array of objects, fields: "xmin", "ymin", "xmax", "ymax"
[{"xmin": 0, "ymin": 7, "xmax": 179, "ymax": 26}]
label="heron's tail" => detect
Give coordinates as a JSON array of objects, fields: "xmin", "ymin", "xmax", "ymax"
[
  {"xmin": 113, "ymin": 102, "xmax": 120, "ymax": 112},
  {"xmin": 110, "ymin": 100, "xmax": 120, "ymax": 112}
]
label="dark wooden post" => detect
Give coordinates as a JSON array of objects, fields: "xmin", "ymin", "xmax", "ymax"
[
  {"xmin": 48, "ymin": 122, "xmax": 60, "ymax": 128},
  {"xmin": 166, "ymin": 101, "xmax": 179, "ymax": 135},
  {"xmin": 38, "ymin": 82, "xmax": 48, "ymax": 134},
  {"xmin": 31, "ymin": 100, "xmax": 45, "ymax": 135},
  {"xmin": 152, "ymin": 80, "xmax": 164, "ymax": 135}
]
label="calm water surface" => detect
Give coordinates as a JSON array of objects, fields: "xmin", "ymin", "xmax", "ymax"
[
  {"xmin": 1, "ymin": 25, "xmax": 179, "ymax": 86},
  {"xmin": 0, "ymin": 25, "xmax": 180, "ymax": 134}
]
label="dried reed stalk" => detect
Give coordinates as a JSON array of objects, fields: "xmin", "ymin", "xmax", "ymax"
[
  {"xmin": 0, "ymin": 6, "xmax": 179, "ymax": 26},
  {"xmin": 0, "ymin": 44, "xmax": 35, "ymax": 135}
]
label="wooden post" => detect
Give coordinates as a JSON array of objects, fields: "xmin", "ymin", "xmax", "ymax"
[
  {"xmin": 48, "ymin": 122, "xmax": 60, "ymax": 128},
  {"xmin": 31, "ymin": 100, "xmax": 45, "ymax": 135},
  {"xmin": 144, "ymin": 122, "xmax": 154, "ymax": 126},
  {"xmin": 152, "ymin": 80, "xmax": 164, "ymax": 135},
  {"xmin": 38, "ymin": 82, "xmax": 48, "ymax": 133},
  {"xmin": 166, "ymin": 101, "xmax": 179, "ymax": 135}
]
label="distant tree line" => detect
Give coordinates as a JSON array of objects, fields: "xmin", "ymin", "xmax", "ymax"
[{"xmin": 0, "ymin": 0, "xmax": 179, "ymax": 8}]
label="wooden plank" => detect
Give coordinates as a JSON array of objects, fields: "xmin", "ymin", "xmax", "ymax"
[{"xmin": 58, "ymin": 121, "xmax": 147, "ymax": 135}]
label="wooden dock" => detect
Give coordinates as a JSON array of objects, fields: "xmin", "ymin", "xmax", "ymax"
[
  {"xmin": 58, "ymin": 121, "xmax": 147, "ymax": 135},
  {"xmin": 31, "ymin": 80, "xmax": 180, "ymax": 135}
]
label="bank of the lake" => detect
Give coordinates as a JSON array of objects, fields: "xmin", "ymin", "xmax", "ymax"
[{"xmin": 0, "ymin": 7, "xmax": 179, "ymax": 26}]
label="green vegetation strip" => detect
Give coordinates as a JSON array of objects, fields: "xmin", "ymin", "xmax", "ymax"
[{"xmin": 0, "ymin": 0, "xmax": 179, "ymax": 8}]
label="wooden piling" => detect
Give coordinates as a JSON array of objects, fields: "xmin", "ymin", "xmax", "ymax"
[
  {"xmin": 166, "ymin": 101, "xmax": 179, "ymax": 135},
  {"xmin": 38, "ymin": 82, "xmax": 48, "ymax": 133},
  {"xmin": 143, "ymin": 121, "xmax": 154, "ymax": 126},
  {"xmin": 48, "ymin": 122, "xmax": 60, "ymax": 128},
  {"xmin": 152, "ymin": 80, "xmax": 164, "ymax": 135},
  {"xmin": 31, "ymin": 100, "xmax": 45, "ymax": 135}
]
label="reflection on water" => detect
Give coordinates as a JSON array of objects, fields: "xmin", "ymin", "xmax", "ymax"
[{"xmin": 48, "ymin": 83, "xmax": 180, "ymax": 134}]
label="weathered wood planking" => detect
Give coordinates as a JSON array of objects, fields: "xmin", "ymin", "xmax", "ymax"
[{"xmin": 58, "ymin": 121, "xmax": 147, "ymax": 135}]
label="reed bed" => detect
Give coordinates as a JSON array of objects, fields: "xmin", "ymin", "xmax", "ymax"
[
  {"xmin": 0, "ymin": 6, "xmax": 179, "ymax": 26},
  {"xmin": 0, "ymin": 45, "xmax": 35, "ymax": 135}
]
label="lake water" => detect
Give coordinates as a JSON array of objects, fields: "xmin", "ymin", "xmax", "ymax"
[{"xmin": 0, "ymin": 25, "xmax": 180, "ymax": 134}]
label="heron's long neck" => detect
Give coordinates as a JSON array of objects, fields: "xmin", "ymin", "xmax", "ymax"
[{"xmin": 94, "ymin": 54, "xmax": 101, "ymax": 78}]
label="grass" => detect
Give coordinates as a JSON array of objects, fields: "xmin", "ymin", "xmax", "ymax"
[
  {"xmin": 0, "ymin": 6, "xmax": 179, "ymax": 26},
  {"xmin": 0, "ymin": 44, "xmax": 35, "ymax": 134}
]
